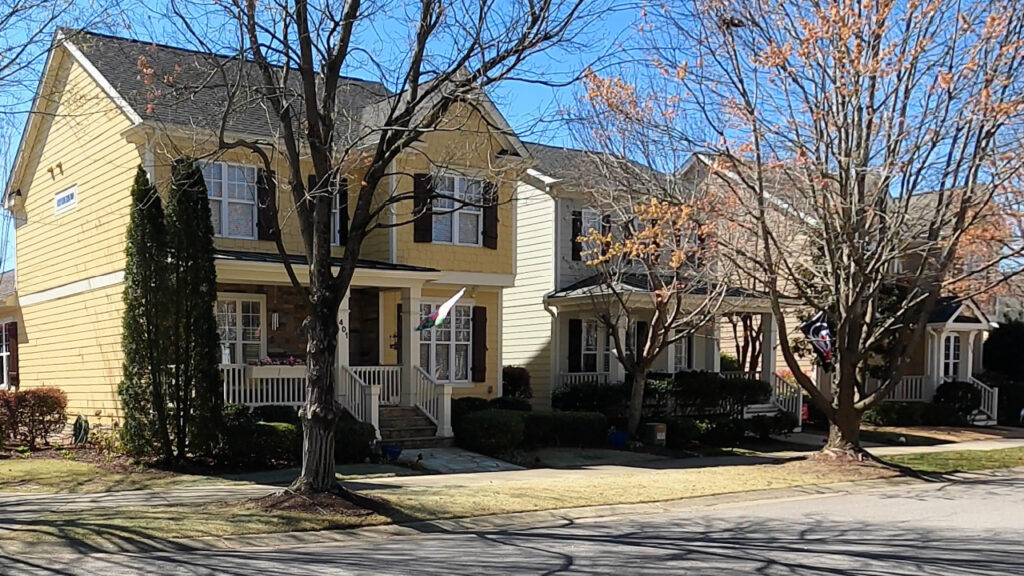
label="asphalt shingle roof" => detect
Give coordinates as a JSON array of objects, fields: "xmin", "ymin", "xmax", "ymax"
[{"xmin": 66, "ymin": 29, "xmax": 392, "ymax": 145}]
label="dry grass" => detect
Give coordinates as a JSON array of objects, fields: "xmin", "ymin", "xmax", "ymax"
[
  {"xmin": 359, "ymin": 458, "xmax": 898, "ymax": 521},
  {"xmin": 0, "ymin": 457, "xmax": 221, "ymax": 493},
  {"xmin": 9, "ymin": 501, "xmax": 389, "ymax": 543}
]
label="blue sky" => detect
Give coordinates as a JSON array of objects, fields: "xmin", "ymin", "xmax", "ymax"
[{"xmin": 0, "ymin": 3, "xmax": 638, "ymax": 272}]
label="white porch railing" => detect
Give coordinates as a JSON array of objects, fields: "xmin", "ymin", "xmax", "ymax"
[
  {"xmin": 771, "ymin": 374, "xmax": 804, "ymax": 428},
  {"xmin": 339, "ymin": 365, "xmax": 380, "ymax": 435},
  {"xmin": 414, "ymin": 365, "xmax": 453, "ymax": 437},
  {"xmin": 352, "ymin": 365, "xmax": 402, "ymax": 406},
  {"xmin": 558, "ymin": 372, "xmax": 610, "ymax": 389},
  {"xmin": 866, "ymin": 375, "xmax": 928, "ymax": 402},
  {"xmin": 969, "ymin": 376, "xmax": 999, "ymax": 421},
  {"xmin": 220, "ymin": 364, "xmax": 307, "ymax": 407},
  {"xmin": 721, "ymin": 371, "xmax": 759, "ymax": 380}
]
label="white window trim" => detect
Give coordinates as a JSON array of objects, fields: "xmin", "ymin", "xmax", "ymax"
[
  {"xmin": 419, "ymin": 298, "xmax": 475, "ymax": 384},
  {"xmin": 669, "ymin": 332, "xmax": 691, "ymax": 373},
  {"xmin": 216, "ymin": 292, "xmax": 267, "ymax": 364},
  {"xmin": 581, "ymin": 319, "xmax": 600, "ymax": 372},
  {"xmin": 431, "ymin": 173, "xmax": 485, "ymax": 247},
  {"xmin": 203, "ymin": 161, "xmax": 258, "ymax": 240},
  {"xmin": 942, "ymin": 332, "xmax": 961, "ymax": 380},
  {"xmin": 54, "ymin": 185, "xmax": 78, "ymax": 216},
  {"xmin": 0, "ymin": 323, "xmax": 9, "ymax": 390}
]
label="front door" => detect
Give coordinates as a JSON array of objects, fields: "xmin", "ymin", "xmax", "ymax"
[{"xmin": 348, "ymin": 288, "xmax": 380, "ymax": 366}]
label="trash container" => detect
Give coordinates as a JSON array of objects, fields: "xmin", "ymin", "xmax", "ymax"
[{"xmin": 644, "ymin": 422, "xmax": 667, "ymax": 446}]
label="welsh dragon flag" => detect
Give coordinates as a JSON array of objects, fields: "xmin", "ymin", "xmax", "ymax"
[{"xmin": 416, "ymin": 288, "xmax": 467, "ymax": 331}]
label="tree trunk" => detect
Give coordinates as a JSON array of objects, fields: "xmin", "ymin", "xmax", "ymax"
[
  {"xmin": 291, "ymin": 299, "xmax": 340, "ymax": 493},
  {"xmin": 626, "ymin": 370, "xmax": 646, "ymax": 438},
  {"xmin": 824, "ymin": 380, "xmax": 863, "ymax": 457}
]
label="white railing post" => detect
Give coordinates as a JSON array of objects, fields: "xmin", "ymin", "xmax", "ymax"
[
  {"xmin": 399, "ymin": 286, "xmax": 422, "ymax": 408},
  {"xmin": 363, "ymin": 383, "xmax": 381, "ymax": 438},
  {"xmin": 438, "ymin": 383, "xmax": 453, "ymax": 437},
  {"xmin": 759, "ymin": 313, "xmax": 776, "ymax": 384}
]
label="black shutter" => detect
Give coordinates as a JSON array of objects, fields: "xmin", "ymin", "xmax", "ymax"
[
  {"xmin": 571, "ymin": 210, "xmax": 583, "ymax": 261},
  {"xmin": 482, "ymin": 181, "xmax": 498, "ymax": 250},
  {"xmin": 256, "ymin": 169, "xmax": 277, "ymax": 240},
  {"xmin": 635, "ymin": 321, "xmax": 649, "ymax": 358},
  {"xmin": 686, "ymin": 335, "xmax": 694, "ymax": 370},
  {"xmin": 413, "ymin": 173, "xmax": 433, "ymax": 243},
  {"xmin": 7, "ymin": 322, "xmax": 18, "ymax": 389},
  {"xmin": 568, "ymin": 318, "xmax": 582, "ymax": 372},
  {"xmin": 335, "ymin": 176, "xmax": 349, "ymax": 246},
  {"xmin": 471, "ymin": 306, "xmax": 487, "ymax": 382}
]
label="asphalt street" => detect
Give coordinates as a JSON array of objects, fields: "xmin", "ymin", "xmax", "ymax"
[{"xmin": 2, "ymin": 472, "xmax": 1022, "ymax": 575}]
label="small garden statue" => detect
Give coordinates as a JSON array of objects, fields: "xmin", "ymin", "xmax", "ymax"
[{"xmin": 72, "ymin": 415, "xmax": 90, "ymax": 446}]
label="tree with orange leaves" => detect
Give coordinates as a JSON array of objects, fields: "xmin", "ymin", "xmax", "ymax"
[{"xmin": 585, "ymin": 0, "xmax": 1024, "ymax": 455}]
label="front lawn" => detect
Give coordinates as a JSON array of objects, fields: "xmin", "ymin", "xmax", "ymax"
[
  {"xmin": 884, "ymin": 447, "xmax": 1024, "ymax": 473},
  {"xmin": 0, "ymin": 457, "xmax": 221, "ymax": 493}
]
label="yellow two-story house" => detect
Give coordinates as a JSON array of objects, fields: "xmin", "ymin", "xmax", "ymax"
[{"xmin": 3, "ymin": 30, "xmax": 527, "ymax": 444}]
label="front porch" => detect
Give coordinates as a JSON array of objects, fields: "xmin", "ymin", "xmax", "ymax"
[
  {"xmin": 862, "ymin": 298, "xmax": 998, "ymax": 425},
  {"xmin": 214, "ymin": 253, "xmax": 464, "ymax": 442}
]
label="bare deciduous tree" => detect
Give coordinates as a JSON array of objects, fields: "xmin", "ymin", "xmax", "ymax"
[{"xmin": 156, "ymin": 0, "xmax": 606, "ymax": 492}]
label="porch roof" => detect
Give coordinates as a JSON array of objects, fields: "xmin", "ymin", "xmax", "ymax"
[
  {"xmin": 927, "ymin": 296, "xmax": 991, "ymax": 328},
  {"xmin": 214, "ymin": 249, "xmax": 438, "ymax": 273},
  {"xmin": 544, "ymin": 273, "xmax": 775, "ymax": 313}
]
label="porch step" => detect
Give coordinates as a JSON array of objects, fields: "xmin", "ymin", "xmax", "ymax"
[
  {"xmin": 743, "ymin": 403, "xmax": 780, "ymax": 418},
  {"xmin": 382, "ymin": 436, "xmax": 455, "ymax": 450}
]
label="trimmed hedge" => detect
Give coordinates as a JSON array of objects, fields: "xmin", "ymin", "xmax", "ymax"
[
  {"xmin": 552, "ymin": 380, "xmax": 630, "ymax": 416},
  {"xmin": 452, "ymin": 397, "xmax": 491, "ymax": 432},
  {"xmin": 664, "ymin": 416, "xmax": 701, "ymax": 449},
  {"xmin": 254, "ymin": 421, "xmax": 302, "ymax": 463},
  {"xmin": 489, "ymin": 396, "xmax": 533, "ymax": 412},
  {"xmin": 252, "ymin": 405, "xmax": 301, "ymax": 425},
  {"xmin": 933, "ymin": 381, "xmax": 982, "ymax": 422},
  {"xmin": 0, "ymin": 387, "xmax": 68, "ymax": 448},
  {"xmin": 502, "ymin": 366, "xmax": 533, "ymax": 399},
  {"xmin": 863, "ymin": 401, "xmax": 924, "ymax": 426},
  {"xmin": 524, "ymin": 412, "xmax": 607, "ymax": 448},
  {"xmin": 336, "ymin": 417, "xmax": 377, "ymax": 464},
  {"xmin": 455, "ymin": 409, "xmax": 525, "ymax": 456}
]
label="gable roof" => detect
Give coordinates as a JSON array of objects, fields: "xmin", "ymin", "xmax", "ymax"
[{"xmin": 5, "ymin": 29, "xmax": 528, "ymax": 204}]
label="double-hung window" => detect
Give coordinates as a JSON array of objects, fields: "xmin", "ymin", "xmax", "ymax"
[
  {"xmin": 943, "ymin": 333, "xmax": 961, "ymax": 380},
  {"xmin": 203, "ymin": 163, "xmax": 258, "ymax": 239},
  {"xmin": 670, "ymin": 332, "xmax": 691, "ymax": 373},
  {"xmin": 581, "ymin": 319, "xmax": 599, "ymax": 372},
  {"xmin": 216, "ymin": 295, "xmax": 265, "ymax": 364},
  {"xmin": 432, "ymin": 174, "xmax": 484, "ymax": 246},
  {"xmin": 419, "ymin": 302, "xmax": 472, "ymax": 382}
]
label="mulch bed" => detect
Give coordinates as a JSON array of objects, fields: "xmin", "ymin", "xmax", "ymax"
[{"xmin": 252, "ymin": 488, "xmax": 385, "ymax": 517}]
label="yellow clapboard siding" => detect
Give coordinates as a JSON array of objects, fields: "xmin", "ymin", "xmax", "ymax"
[{"xmin": 18, "ymin": 283, "xmax": 126, "ymax": 423}]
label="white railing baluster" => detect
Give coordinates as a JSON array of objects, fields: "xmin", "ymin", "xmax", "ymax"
[
  {"xmin": 351, "ymin": 366, "xmax": 402, "ymax": 406},
  {"xmin": 557, "ymin": 372, "xmax": 610, "ymax": 390},
  {"xmin": 968, "ymin": 376, "xmax": 998, "ymax": 422},
  {"xmin": 413, "ymin": 365, "xmax": 452, "ymax": 437}
]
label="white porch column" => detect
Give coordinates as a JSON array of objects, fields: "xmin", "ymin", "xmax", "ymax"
[
  {"xmin": 963, "ymin": 331, "xmax": 976, "ymax": 381},
  {"xmin": 334, "ymin": 292, "xmax": 350, "ymax": 403},
  {"xmin": 609, "ymin": 314, "xmax": 628, "ymax": 383},
  {"xmin": 759, "ymin": 312, "xmax": 777, "ymax": 383},
  {"xmin": 704, "ymin": 316, "xmax": 720, "ymax": 372},
  {"xmin": 399, "ymin": 285, "xmax": 422, "ymax": 407}
]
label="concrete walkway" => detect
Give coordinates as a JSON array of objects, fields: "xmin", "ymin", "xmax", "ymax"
[{"xmin": 396, "ymin": 447, "xmax": 524, "ymax": 474}]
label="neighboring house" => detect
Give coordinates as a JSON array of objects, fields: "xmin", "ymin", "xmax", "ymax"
[
  {"xmin": 682, "ymin": 154, "xmax": 1000, "ymax": 424},
  {"xmin": 0, "ymin": 272, "xmax": 19, "ymax": 391},
  {"xmin": 503, "ymin": 143, "xmax": 802, "ymax": 422},
  {"xmin": 2, "ymin": 30, "xmax": 527, "ymax": 445}
]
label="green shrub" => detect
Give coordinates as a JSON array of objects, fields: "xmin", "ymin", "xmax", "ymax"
[
  {"xmin": 863, "ymin": 401, "xmax": 924, "ymax": 426},
  {"xmin": 524, "ymin": 411, "xmax": 608, "ymax": 447},
  {"xmin": 995, "ymin": 379, "xmax": 1024, "ymax": 426},
  {"xmin": 452, "ymin": 397, "xmax": 491, "ymax": 432},
  {"xmin": 251, "ymin": 405, "xmax": 301, "ymax": 424},
  {"xmin": 502, "ymin": 366, "xmax": 533, "ymax": 399},
  {"xmin": 921, "ymin": 402, "xmax": 964, "ymax": 426},
  {"xmin": 720, "ymin": 354, "xmax": 741, "ymax": 371},
  {"xmin": 933, "ymin": 381, "xmax": 982, "ymax": 420},
  {"xmin": 694, "ymin": 417, "xmax": 746, "ymax": 446},
  {"xmin": 747, "ymin": 412, "xmax": 799, "ymax": 440},
  {"xmin": 670, "ymin": 372, "xmax": 770, "ymax": 417},
  {"xmin": 984, "ymin": 321, "xmax": 1024, "ymax": 381},
  {"xmin": 336, "ymin": 417, "xmax": 377, "ymax": 464},
  {"xmin": 219, "ymin": 404, "xmax": 258, "ymax": 466},
  {"xmin": 253, "ymin": 422, "xmax": 301, "ymax": 464},
  {"xmin": 552, "ymin": 380, "xmax": 630, "ymax": 418},
  {"xmin": 489, "ymin": 396, "xmax": 533, "ymax": 412},
  {"xmin": 664, "ymin": 416, "xmax": 700, "ymax": 449},
  {"xmin": 455, "ymin": 409, "xmax": 526, "ymax": 455}
]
